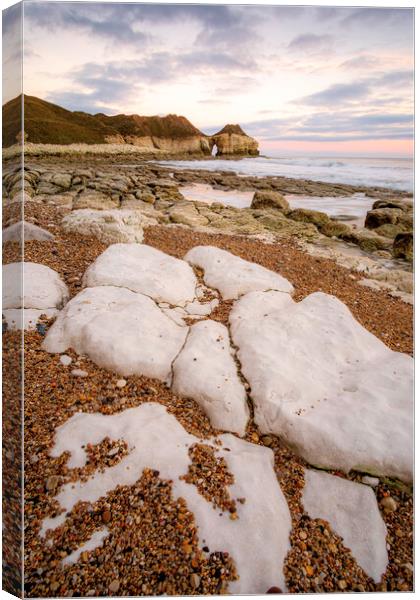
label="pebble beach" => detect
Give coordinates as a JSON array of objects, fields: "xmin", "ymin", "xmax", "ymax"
[{"xmin": 2, "ymin": 153, "xmax": 414, "ymax": 596}]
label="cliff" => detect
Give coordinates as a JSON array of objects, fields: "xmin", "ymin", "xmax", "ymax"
[
  {"xmin": 211, "ymin": 124, "xmax": 259, "ymax": 157},
  {"xmin": 2, "ymin": 95, "xmax": 258, "ymax": 156}
]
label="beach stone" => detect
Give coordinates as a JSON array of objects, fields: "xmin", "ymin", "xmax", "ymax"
[
  {"xmin": 109, "ymin": 580, "xmax": 120, "ymax": 593},
  {"xmin": 365, "ymin": 208, "xmax": 402, "ymax": 229},
  {"xmin": 83, "ymin": 243, "xmax": 197, "ymax": 306},
  {"xmin": 61, "ymin": 209, "xmax": 145, "ymax": 244},
  {"xmin": 49, "ymin": 173, "xmax": 72, "ymax": 189},
  {"xmin": 350, "ymin": 229, "xmax": 393, "ymax": 253},
  {"xmin": 172, "ymin": 320, "xmax": 249, "ymax": 436},
  {"xmin": 3, "ymin": 262, "xmax": 69, "ymax": 310},
  {"xmin": 362, "ymin": 475, "xmax": 380, "ymax": 487},
  {"xmin": 380, "ymin": 496, "xmax": 398, "ymax": 513},
  {"xmin": 302, "ymin": 469, "xmax": 388, "ymax": 582},
  {"xmin": 43, "ymin": 286, "xmax": 188, "ymax": 381},
  {"xmin": 2, "ymin": 221, "xmax": 54, "ymax": 242},
  {"xmin": 185, "ymin": 245, "xmax": 293, "ymax": 299},
  {"xmin": 71, "ymin": 369, "xmax": 89, "ymax": 378},
  {"xmin": 42, "ymin": 402, "xmax": 292, "ymax": 594},
  {"xmin": 392, "ymin": 232, "xmax": 413, "ymax": 261},
  {"xmin": 288, "ymin": 208, "xmax": 330, "ymax": 228},
  {"xmin": 73, "ymin": 190, "xmax": 119, "ymax": 210},
  {"xmin": 319, "ymin": 221, "xmax": 352, "ymax": 239},
  {"xmin": 229, "ymin": 290, "xmax": 413, "ymax": 482},
  {"xmin": 60, "ymin": 354, "xmax": 72, "ymax": 366},
  {"xmin": 43, "ymin": 192, "xmax": 75, "ymax": 209},
  {"xmin": 250, "ymin": 191, "xmax": 290, "ymax": 212},
  {"xmin": 169, "ymin": 203, "xmax": 209, "ymax": 227},
  {"xmin": 372, "ymin": 199, "xmax": 413, "ymax": 212}
]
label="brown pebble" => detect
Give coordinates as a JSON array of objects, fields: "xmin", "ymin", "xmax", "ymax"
[
  {"xmin": 190, "ymin": 573, "xmax": 201, "ymax": 589},
  {"xmin": 102, "ymin": 510, "xmax": 111, "ymax": 524},
  {"xmin": 109, "ymin": 580, "xmax": 120, "ymax": 593},
  {"xmin": 266, "ymin": 586, "xmax": 282, "ymax": 594},
  {"xmin": 305, "ymin": 565, "xmax": 314, "ymax": 577},
  {"xmin": 338, "ymin": 579, "xmax": 347, "ymax": 590},
  {"xmin": 380, "ymin": 496, "xmax": 398, "ymax": 512},
  {"xmin": 46, "ymin": 475, "xmax": 60, "ymax": 491},
  {"xmin": 298, "ymin": 530, "xmax": 307, "ymax": 540}
]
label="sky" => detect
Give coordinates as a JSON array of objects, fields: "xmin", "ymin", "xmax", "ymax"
[{"xmin": 3, "ymin": 2, "xmax": 414, "ymax": 156}]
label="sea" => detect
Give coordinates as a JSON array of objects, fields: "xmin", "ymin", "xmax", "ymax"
[{"xmin": 159, "ymin": 155, "xmax": 413, "ymax": 193}]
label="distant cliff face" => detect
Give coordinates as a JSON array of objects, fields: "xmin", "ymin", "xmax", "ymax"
[{"xmin": 3, "ymin": 95, "xmax": 258, "ymax": 156}]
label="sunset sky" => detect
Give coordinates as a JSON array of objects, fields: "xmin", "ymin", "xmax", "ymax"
[{"xmin": 3, "ymin": 2, "xmax": 414, "ymax": 156}]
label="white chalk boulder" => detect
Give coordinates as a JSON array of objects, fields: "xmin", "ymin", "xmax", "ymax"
[
  {"xmin": 3, "ymin": 308, "xmax": 58, "ymax": 331},
  {"xmin": 42, "ymin": 286, "xmax": 188, "ymax": 380},
  {"xmin": 3, "ymin": 221, "xmax": 54, "ymax": 242},
  {"xmin": 83, "ymin": 243, "xmax": 197, "ymax": 306},
  {"xmin": 3, "ymin": 262, "xmax": 68, "ymax": 310},
  {"xmin": 185, "ymin": 245, "xmax": 293, "ymax": 299},
  {"xmin": 302, "ymin": 469, "xmax": 388, "ymax": 582},
  {"xmin": 230, "ymin": 290, "xmax": 413, "ymax": 482},
  {"xmin": 61, "ymin": 209, "xmax": 144, "ymax": 244},
  {"xmin": 42, "ymin": 402, "xmax": 291, "ymax": 594},
  {"xmin": 173, "ymin": 320, "xmax": 249, "ymax": 435}
]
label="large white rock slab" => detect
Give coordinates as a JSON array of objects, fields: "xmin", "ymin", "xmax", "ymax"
[
  {"xmin": 61, "ymin": 209, "xmax": 144, "ymax": 244},
  {"xmin": 302, "ymin": 469, "xmax": 388, "ymax": 582},
  {"xmin": 83, "ymin": 243, "xmax": 197, "ymax": 306},
  {"xmin": 3, "ymin": 308, "xmax": 58, "ymax": 331},
  {"xmin": 3, "ymin": 221, "xmax": 54, "ymax": 242},
  {"xmin": 3, "ymin": 262, "xmax": 69, "ymax": 310},
  {"xmin": 172, "ymin": 320, "xmax": 249, "ymax": 435},
  {"xmin": 185, "ymin": 245, "xmax": 293, "ymax": 299},
  {"xmin": 230, "ymin": 290, "xmax": 413, "ymax": 482},
  {"xmin": 42, "ymin": 286, "xmax": 188, "ymax": 380},
  {"xmin": 42, "ymin": 402, "xmax": 291, "ymax": 594}
]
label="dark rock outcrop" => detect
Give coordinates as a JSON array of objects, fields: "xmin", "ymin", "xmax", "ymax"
[{"xmin": 250, "ymin": 191, "xmax": 289, "ymax": 211}]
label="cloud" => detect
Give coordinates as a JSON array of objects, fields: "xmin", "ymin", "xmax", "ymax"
[
  {"xmin": 229, "ymin": 110, "xmax": 413, "ymax": 143},
  {"xmin": 46, "ymin": 50, "xmax": 257, "ymax": 114},
  {"xmin": 340, "ymin": 7, "xmax": 413, "ymax": 28},
  {"xmin": 288, "ymin": 33, "xmax": 334, "ymax": 54},
  {"xmin": 301, "ymin": 81, "xmax": 370, "ymax": 105},
  {"xmin": 340, "ymin": 55, "xmax": 381, "ymax": 71},
  {"xmin": 300, "ymin": 70, "xmax": 413, "ymax": 107}
]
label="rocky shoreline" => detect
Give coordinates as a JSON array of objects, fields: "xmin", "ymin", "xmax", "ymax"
[{"xmin": 2, "ymin": 152, "xmax": 413, "ymax": 596}]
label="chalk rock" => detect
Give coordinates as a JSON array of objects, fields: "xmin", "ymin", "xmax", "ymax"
[
  {"xmin": 185, "ymin": 246, "xmax": 293, "ymax": 299},
  {"xmin": 42, "ymin": 286, "xmax": 188, "ymax": 380},
  {"xmin": 42, "ymin": 402, "xmax": 291, "ymax": 593},
  {"xmin": 2, "ymin": 221, "xmax": 54, "ymax": 242},
  {"xmin": 83, "ymin": 243, "xmax": 197, "ymax": 306},
  {"xmin": 61, "ymin": 209, "xmax": 144, "ymax": 244},
  {"xmin": 230, "ymin": 290, "xmax": 413, "ymax": 482},
  {"xmin": 3, "ymin": 308, "xmax": 58, "ymax": 331},
  {"xmin": 173, "ymin": 320, "xmax": 249, "ymax": 435},
  {"xmin": 3, "ymin": 262, "xmax": 68, "ymax": 310},
  {"xmin": 302, "ymin": 469, "xmax": 388, "ymax": 582}
]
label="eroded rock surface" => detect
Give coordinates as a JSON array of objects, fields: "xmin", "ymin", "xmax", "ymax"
[
  {"xmin": 302, "ymin": 469, "xmax": 388, "ymax": 583},
  {"xmin": 42, "ymin": 402, "xmax": 291, "ymax": 594},
  {"xmin": 83, "ymin": 243, "xmax": 197, "ymax": 306},
  {"xmin": 229, "ymin": 290, "xmax": 413, "ymax": 482},
  {"xmin": 185, "ymin": 245, "xmax": 294, "ymax": 299},
  {"xmin": 42, "ymin": 286, "xmax": 188, "ymax": 381},
  {"xmin": 173, "ymin": 320, "xmax": 249, "ymax": 436},
  {"xmin": 61, "ymin": 209, "xmax": 146, "ymax": 244}
]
